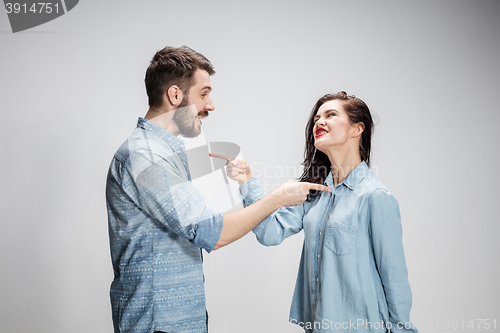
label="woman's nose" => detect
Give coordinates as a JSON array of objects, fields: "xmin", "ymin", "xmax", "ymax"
[{"xmin": 316, "ymin": 118, "xmax": 326, "ymax": 126}]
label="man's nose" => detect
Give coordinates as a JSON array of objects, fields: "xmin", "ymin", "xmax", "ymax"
[{"xmin": 205, "ymin": 96, "xmax": 215, "ymax": 111}]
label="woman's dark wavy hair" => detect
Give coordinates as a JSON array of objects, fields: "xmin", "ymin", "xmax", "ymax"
[{"xmin": 299, "ymin": 91, "xmax": 374, "ymax": 200}]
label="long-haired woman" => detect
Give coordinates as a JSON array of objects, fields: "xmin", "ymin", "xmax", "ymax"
[{"xmin": 220, "ymin": 91, "xmax": 417, "ymax": 333}]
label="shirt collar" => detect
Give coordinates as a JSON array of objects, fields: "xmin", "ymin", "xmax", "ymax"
[
  {"xmin": 136, "ymin": 117, "xmax": 185, "ymax": 153},
  {"xmin": 324, "ymin": 161, "xmax": 370, "ymax": 190}
]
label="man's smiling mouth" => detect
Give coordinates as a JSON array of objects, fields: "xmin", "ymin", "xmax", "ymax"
[{"xmin": 198, "ymin": 111, "xmax": 208, "ymax": 119}]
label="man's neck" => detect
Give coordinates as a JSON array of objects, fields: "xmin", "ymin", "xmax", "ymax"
[{"xmin": 145, "ymin": 107, "xmax": 180, "ymax": 136}]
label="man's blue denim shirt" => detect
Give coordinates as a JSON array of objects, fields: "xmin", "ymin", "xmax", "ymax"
[
  {"xmin": 106, "ymin": 118, "xmax": 223, "ymax": 333},
  {"xmin": 240, "ymin": 162, "xmax": 417, "ymax": 333}
]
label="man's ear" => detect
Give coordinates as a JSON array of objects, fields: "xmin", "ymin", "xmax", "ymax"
[
  {"xmin": 165, "ymin": 85, "xmax": 184, "ymax": 107},
  {"xmin": 351, "ymin": 122, "xmax": 365, "ymax": 138}
]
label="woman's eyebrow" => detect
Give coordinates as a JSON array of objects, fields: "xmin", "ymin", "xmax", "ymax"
[
  {"xmin": 314, "ymin": 109, "xmax": 337, "ymax": 120},
  {"xmin": 324, "ymin": 109, "xmax": 337, "ymax": 113}
]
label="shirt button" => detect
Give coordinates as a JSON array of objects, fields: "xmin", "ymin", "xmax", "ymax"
[
  {"xmin": 316, "ymin": 278, "xmax": 319, "ymax": 282},
  {"xmin": 317, "ymin": 254, "xmax": 320, "ymax": 259},
  {"xmin": 319, "ymin": 232, "xmax": 322, "ymax": 236}
]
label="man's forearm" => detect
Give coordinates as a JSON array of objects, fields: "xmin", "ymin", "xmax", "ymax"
[
  {"xmin": 213, "ymin": 191, "xmax": 282, "ymax": 250},
  {"xmin": 212, "ymin": 177, "xmax": 331, "ymax": 250}
]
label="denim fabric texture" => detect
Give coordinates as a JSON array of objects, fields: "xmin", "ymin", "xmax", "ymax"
[
  {"xmin": 106, "ymin": 118, "xmax": 223, "ymax": 333},
  {"xmin": 240, "ymin": 162, "xmax": 417, "ymax": 333}
]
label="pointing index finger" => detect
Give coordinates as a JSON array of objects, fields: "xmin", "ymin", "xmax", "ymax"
[
  {"xmin": 209, "ymin": 152, "xmax": 236, "ymax": 161},
  {"xmin": 304, "ymin": 182, "xmax": 332, "ymax": 192}
]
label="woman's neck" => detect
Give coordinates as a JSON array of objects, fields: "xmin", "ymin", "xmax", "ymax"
[{"xmin": 325, "ymin": 147, "xmax": 362, "ymax": 186}]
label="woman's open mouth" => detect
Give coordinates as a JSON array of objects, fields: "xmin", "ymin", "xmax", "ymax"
[{"xmin": 315, "ymin": 128, "xmax": 328, "ymax": 138}]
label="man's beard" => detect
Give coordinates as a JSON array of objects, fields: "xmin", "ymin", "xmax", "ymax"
[{"xmin": 172, "ymin": 96, "xmax": 209, "ymax": 138}]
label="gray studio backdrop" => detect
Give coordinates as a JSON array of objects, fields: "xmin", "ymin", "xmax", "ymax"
[{"xmin": 1, "ymin": 0, "xmax": 499, "ymax": 332}]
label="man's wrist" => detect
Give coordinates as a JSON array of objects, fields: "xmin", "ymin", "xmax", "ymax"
[{"xmin": 267, "ymin": 188, "xmax": 284, "ymax": 209}]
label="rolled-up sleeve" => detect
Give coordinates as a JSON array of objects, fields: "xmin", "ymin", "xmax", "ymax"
[
  {"xmin": 239, "ymin": 178, "xmax": 305, "ymax": 246},
  {"xmin": 369, "ymin": 189, "xmax": 418, "ymax": 333},
  {"xmin": 122, "ymin": 148, "xmax": 223, "ymax": 252}
]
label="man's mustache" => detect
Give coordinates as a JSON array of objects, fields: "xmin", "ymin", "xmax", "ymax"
[{"xmin": 198, "ymin": 110, "xmax": 209, "ymax": 119}]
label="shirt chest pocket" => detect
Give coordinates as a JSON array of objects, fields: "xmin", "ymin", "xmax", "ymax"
[{"xmin": 324, "ymin": 222, "xmax": 357, "ymax": 256}]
